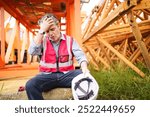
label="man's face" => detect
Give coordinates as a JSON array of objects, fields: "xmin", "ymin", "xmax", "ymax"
[{"xmin": 47, "ymin": 23, "xmax": 61, "ymax": 43}]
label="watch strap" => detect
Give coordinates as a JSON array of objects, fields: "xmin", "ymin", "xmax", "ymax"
[{"xmin": 39, "ymin": 30, "xmax": 45, "ymax": 35}]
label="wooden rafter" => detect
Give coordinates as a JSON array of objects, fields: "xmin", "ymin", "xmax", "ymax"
[
  {"xmin": 97, "ymin": 36, "xmax": 145, "ymax": 77},
  {"xmin": 83, "ymin": 0, "xmax": 137, "ymax": 42},
  {"xmin": 82, "ymin": 0, "xmax": 150, "ymax": 77},
  {"xmin": 127, "ymin": 11, "xmax": 150, "ymax": 70}
]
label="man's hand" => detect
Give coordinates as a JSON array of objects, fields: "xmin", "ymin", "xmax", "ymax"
[
  {"xmin": 80, "ymin": 61, "xmax": 90, "ymax": 77},
  {"xmin": 40, "ymin": 16, "xmax": 55, "ymax": 32}
]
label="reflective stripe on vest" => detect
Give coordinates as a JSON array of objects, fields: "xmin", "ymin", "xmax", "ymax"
[{"xmin": 40, "ymin": 60, "xmax": 73, "ymax": 68}]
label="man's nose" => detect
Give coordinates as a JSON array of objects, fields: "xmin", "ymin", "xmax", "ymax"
[
  {"xmin": 50, "ymin": 34, "xmax": 54, "ymax": 37},
  {"xmin": 49, "ymin": 31, "xmax": 54, "ymax": 36}
]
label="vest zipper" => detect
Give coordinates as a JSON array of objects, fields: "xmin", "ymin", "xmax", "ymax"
[
  {"xmin": 56, "ymin": 56, "xmax": 59, "ymax": 72},
  {"xmin": 56, "ymin": 40, "xmax": 61, "ymax": 72}
]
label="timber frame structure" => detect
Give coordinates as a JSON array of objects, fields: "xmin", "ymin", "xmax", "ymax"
[
  {"xmin": 82, "ymin": 0, "xmax": 150, "ymax": 78},
  {"xmin": 0, "ymin": 0, "xmax": 81, "ymax": 67},
  {"xmin": 0, "ymin": 0, "xmax": 150, "ymax": 78}
]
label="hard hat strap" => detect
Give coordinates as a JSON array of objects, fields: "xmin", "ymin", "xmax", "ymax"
[{"xmin": 74, "ymin": 77, "xmax": 94, "ymax": 100}]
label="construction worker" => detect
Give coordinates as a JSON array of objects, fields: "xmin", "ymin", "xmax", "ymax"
[{"xmin": 25, "ymin": 13, "xmax": 89, "ymax": 100}]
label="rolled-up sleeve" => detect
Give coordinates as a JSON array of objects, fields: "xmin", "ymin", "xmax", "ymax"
[
  {"xmin": 72, "ymin": 39, "xmax": 88, "ymax": 65},
  {"xmin": 28, "ymin": 39, "xmax": 42, "ymax": 56}
]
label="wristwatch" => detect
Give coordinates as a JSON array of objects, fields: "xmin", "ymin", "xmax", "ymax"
[{"xmin": 39, "ymin": 30, "xmax": 45, "ymax": 35}]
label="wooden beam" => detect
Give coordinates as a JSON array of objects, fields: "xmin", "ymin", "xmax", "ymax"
[
  {"xmin": 83, "ymin": 0, "xmax": 137, "ymax": 43},
  {"xmin": 119, "ymin": 38, "xmax": 128, "ymax": 66},
  {"xmin": 73, "ymin": 0, "xmax": 82, "ymax": 46},
  {"xmin": 0, "ymin": 0, "xmax": 33, "ymax": 33},
  {"xmin": 97, "ymin": 36, "xmax": 145, "ymax": 78},
  {"xmin": 5, "ymin": 20, "xmax": 17, "ymax": 63},
  {"xmin": 89, "ymin": 44, "xmax": 110, "ymax": 69},
  {"xmin": 133, "ymin": 0, "xmax": 150, "ymax": 10},
  {"xmin": 21, "ymin": 29, "xmax": 27, "ymax": 63},
  {"xmin": 82, "ymin": 0, "xmax": 106, "ymax": 39},
  {"xmin": 66, "ymin": 1, "xmax": 70, "ymax": 35},
  {"xmin": 0, "ymin": 7, "xmax": 5, "ymax": 66},
  {"xmin": 127, "ymin": 11, "xmax": 150, "ymax": 71},
  {"xmin": 96, "ymin": 37, "xmax": 114, "ymax": 67},
  {"xmin": 141, "ymin": 9, "xmax": 150, "ymax": 15},
  {"xmin": 129, "ymin": 35, "xmax": 150, "ymax": 63},
  {"xmin": 133, "ymin": 11, "xmax": 145, "ymax": 21},
  {"xmin": 26, "ymin": 29, "xmax": 31, "ymax": 64},
  {"xmin": 99, "ymin": 0, "xmax": 110, "ymax": 22},
  {"xmin": 16, "ymin": 20, "xmax": 21, "ymax": 64},
  {"xmin": 30, "ymin": 0, "xmax": 67, "ymax": 4},
  {"xmin": 84, "ymin": 46, "xmax": 100, "ymax": 70}
]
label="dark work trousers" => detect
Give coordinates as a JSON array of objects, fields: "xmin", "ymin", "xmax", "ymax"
[{"xmin": 25, "ymin": 69, "xmax": 82, "ymax": 100}]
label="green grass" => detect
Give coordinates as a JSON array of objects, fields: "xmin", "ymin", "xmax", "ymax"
[{"xmin": 89, "ymin": 64, "xmax": 150, "ymax": 100}]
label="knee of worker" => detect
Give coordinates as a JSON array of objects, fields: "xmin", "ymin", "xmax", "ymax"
[
  {"xmin": 75, "ymin": 69, "xmax": 82, "ymax": 75},
  {"xmin": 25, "ymin": 79, "xmax": 36, "ymax": 91}
]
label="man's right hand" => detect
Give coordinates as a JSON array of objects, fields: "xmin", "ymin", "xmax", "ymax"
[{"xmin": 40, "ymin": 16, "xmax": 55, "ymax": 32}]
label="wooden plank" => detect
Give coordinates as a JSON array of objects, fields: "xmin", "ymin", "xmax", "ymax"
[
  {"xmin": 127, "ymin": 11, "xmax": 150, "ymax": 71},
  {"xmin": 0, "ymin": 56, "xmax": 5, "ymax": 67},
  {"xmin": 119, "ymin": 38, "xmax": 128, "ymax": 66},
  {"xmin": 133, "ymin": 11, "xmax": 145, "ymax": 21},
  {"xmin": 96, "ymin": 37, "xmax": 114, "ymax": 67},
  {"xmin": 0, "ymin": 7, "xmax": 5, "ymax": 65},
  {"xmin": 0, "ymin": 0, "xmax": 33, "ymax": 33},
  {"xmin": 89, "ymin": 45, "xmax": 110, "ymax": 69},
  {"xmin": 129, "ymin": 35, "xmax": 150, "ymax": 63},
  {"xmin": 5, "ymin": 20, "xmax": 17, "ymax": 63},
  {"xmin": 16, "ymin": 20, "xmax": 21, "ymax": 64},
  {"xmin": 20, "ymin": 29, "xmax": 27, "ymax": 63},
  {"xmin": 97, "ymin": 36, "xmax": 145, "ymax": 78},
  {"xmin": 99, "ymin": 0, "xmax": 110, "ymax": 22},
  {"xmin": 110, "ymin": 39, "xmax": 126, "ymax": 59},
  {"xmin": 26, "ymin": 29, "xmax": 31, "ymax": 64},
  {"xmin": 83, "ymin": 0, "xmax": 137, "ymax": 43},
  {"xmin": 82, "ymin": 0, "xmax": 106, "ymax": 39},
  {"xmin": 123, "ymin": 38, "xmax": 128, "ymax": 56},
  {"xmin": 84, "ymin": 46, "xmax": 100, "ymax": 70},
  {"xmin": 101, "ymin": 20, "xmax": 150, "ymax": 33},
  {"xmin": 133, "ymin": 0, "xmax": 150, "ymax": 10},
  {"xmin": 73, "ymin": 0, "xmax": 82, "ymax": 46}
]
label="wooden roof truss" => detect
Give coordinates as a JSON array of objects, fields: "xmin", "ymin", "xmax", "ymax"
[{"xmin": 82, "ymin": 0, "xmax": 150, "ymax": 78}]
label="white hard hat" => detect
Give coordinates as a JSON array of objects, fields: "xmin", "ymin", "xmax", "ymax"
[{"xmin": 71, "ymin": 73, "xmax": 99, "ymax": 100}]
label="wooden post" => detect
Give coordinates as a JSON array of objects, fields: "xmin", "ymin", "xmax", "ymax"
[
  {"xmin": 26, "ymin": 29, "xmax": 31, "ymax": 64},
  {"xmin": 84, "ymin": 45, "xmax": 100, "ymax": 70},
  {"xmin": 73, "ymin": 0, "xmax": 82, "ymax": 46},
  {"xmin": 16, "ymin": 20, "xmax": 21, "ymax": 64},
  {"xmin": 5, "ymin": 20, "xmax": 17, "ymax": 63},
  {"xmin": 0, "ymin": 7, "xmax": 5, "ymax": 66},
  {"xmin": 88, "ymin": 44, "xmax": 110, "ymax": 69},
  {"xmin": 68, "ymin": 0, "xmax": 82, "ymax": 47},
  {"xmin": 127, "ymin": 11, "xmax": 150, "ymax": 71},
  {"xmin": 21, "ymin": 29, "xmax": 26, "ymax": 63},
  {"xmin": 129, "ymin": 35, "xmax": 150, "ymax": 63},
  {"xmin": 119, "ymin": 38, "xmax": 128, "ymax": 67},
  {"xmin": 66, "ymin": 1, "xmax": 71, "ymax": 35},
  {"xmin": 96, "ymin": 37, "xmax": 114, "ymax": 67}
]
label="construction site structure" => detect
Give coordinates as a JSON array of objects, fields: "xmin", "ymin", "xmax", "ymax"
[{"xmin": 0, "ymin": 0, "xmax": 150, "ymax": 78}]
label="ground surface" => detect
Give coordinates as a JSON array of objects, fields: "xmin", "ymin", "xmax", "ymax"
[{"xmin": 0, "ymin": 63, "xmax": 72, "ymax": 100}]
